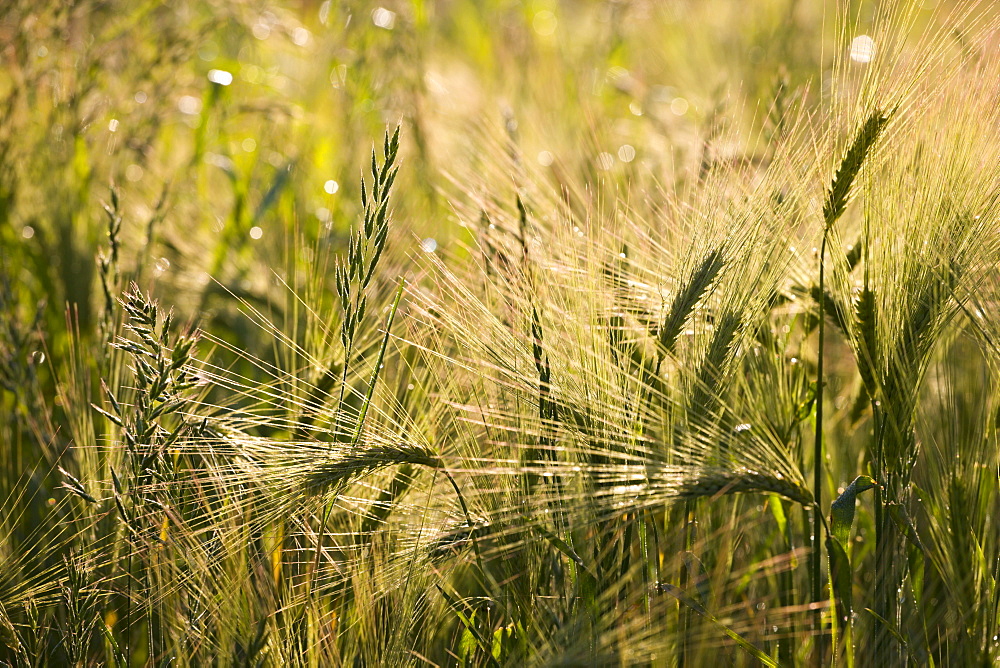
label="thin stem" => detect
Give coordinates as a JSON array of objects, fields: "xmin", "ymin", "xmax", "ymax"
[
  {"xmin": 812, "ymin": 231, "xmax": 829, "ymax": 665},
  {"xmin": 679, "ymin": 499, "xmax": 694, "ymax": 668},
  {"xmin": 310, "ymin": 280, "xmax": 405, "ymax": 597}
]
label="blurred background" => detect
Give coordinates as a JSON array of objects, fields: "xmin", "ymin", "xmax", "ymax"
[
  {"xmin": 0, "ymin": 0, "xmax": 850, "ymax": 330},
  {"xmin": 3, "ymin": 2, "xmax": 997, "ymax": 664},
  {"xmin": 0, "ymin": 0, "xmax": 971, "ymax": 503},
  {"xmin": 0, "ymin": 0, "xmax": 853, "ymax": 469}
]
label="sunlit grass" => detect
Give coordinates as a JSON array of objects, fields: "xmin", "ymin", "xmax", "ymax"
[{"xmin": 2, "ymin": 0, "xmax": 1000, "ymax": 665}]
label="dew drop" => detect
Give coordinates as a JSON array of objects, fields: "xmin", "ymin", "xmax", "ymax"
[
  {"xmin": 372, "ymin": 7, "xmax": 395, "ymax": 29},
  {"xmin": 849, "ymin": 35, "xmax": 876, "ymax": 63},
  {"xmin": 207, "ymin": 69, "xmax": 233, "ymax": 86}
]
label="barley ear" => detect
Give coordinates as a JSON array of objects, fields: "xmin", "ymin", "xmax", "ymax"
[
  {"xmin": 657, "ymin": 249, "xmax": 725, "ymax": 356},
  {"xmin": 856, "ymin": 286, "xmax": 879, "ymax": 396},
  {"xmin": 823, "ymin": 108, "xmax": 892, "ymax": 228},
  {"xmin": 676, "ymin": 468, "xmax": 814, "ymax": 507}
]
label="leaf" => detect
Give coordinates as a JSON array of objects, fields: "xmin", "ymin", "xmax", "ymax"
[
  {"xmin": 531, "ymin": 525, "xmax": 596, "ymax": 579},
  {"xmin": 435, "ymin": 585, "xmax": 498, "ymax": 667},
  {"xmin": 251, "ymin": 161, "xmax": 295, "ymax": 227},
  {"xmin": 886, "ymin": 502, "xmax": 924, "ymax": 552},
  {"xmin": 827, "ymin": 536, "xmax": 853, "ymax": 625},
  {"xmin": 659, "ymin": 583, "xmax": 778, "ymax": 667},
  {"xmin": 826, "ymin": 475, "xmax": 877, "ymax": 635},
  {"xmin": 863, "ymin": 608, "xmax": 908, "ymax": 649},
  {"xmin": 768, "ymin": 494, "xmax": 787, "ymax": 536},
  {"xmin": 92, "ymin": 402, "xmax": 124, "ymax": 427},
  {"xmin": 101, "ymin": 623, "xmax": 128, "ymax": 668},
  {"xmin": 830, "ymin": 475, "xmax": 876, "ymax": 546},
  {"xmin": 492, "ymin": 625, "xmax": 515, "ymax": 661}
]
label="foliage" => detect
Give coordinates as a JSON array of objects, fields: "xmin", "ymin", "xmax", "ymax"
[{"xmin": 2, "ymin": 0, "xmax": 1000, "ymax": 666}]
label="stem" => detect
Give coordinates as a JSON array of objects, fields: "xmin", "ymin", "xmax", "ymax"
[
  {"xmin": 310, "ymin": 280, "xmax": 405, "ymax": 598},
  {"xmin": 351, "ymin": 280, "xmax": 405, "ymax": 447},
  {"xmin": 125, "ymin": 550, "xmax": 131, "ymax": 665},
  {"xmin": 678, "ymin": 499, "xmax": 694, "ymax": 668},
  {"xmin": 812, "ymin": 232, "xmax": 829, "ymax": 665}
]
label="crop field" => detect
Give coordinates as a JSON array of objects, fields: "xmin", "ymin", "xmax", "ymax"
[{"xmin": 1, "ymin": 0, "xmax": 999, "ymax": 665}]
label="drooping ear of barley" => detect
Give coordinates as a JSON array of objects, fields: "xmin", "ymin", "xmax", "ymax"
[
  {"xmin": 673, "ymin": 467, "xmax": 814, "ymax": 507},
  {"xmin": 302, "ymin": 444, "xmax": 440, "ymax": 496}
]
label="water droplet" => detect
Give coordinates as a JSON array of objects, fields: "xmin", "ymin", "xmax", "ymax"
[
  {"xmin": 178, "ymin": 95, "xmax": 202, "ymax": 115},
  {"xmin": 372, "ymin": 7, "xmax": 395, "ymax": 29},
  {"xmin": 618, "ymin": 144, "xmax": 636, "ymax": 163},
  {"xmin": 292, "ymin": 27, "xmax": 311, "ymax": 46},
  {"xmin": 154, "ymin": 257, "xmax": 171, "ymax": 274},
  {"xmin": 252, "ymin": 21, "xmax": 271, "ymax": 40},
  {"xmin": 207, "ymin": 69, "xmax": 233, "ymax": 86},
  {"xmin": 30, "ymin": 351, "xmax": 45, "ymax": 365},
  {"xmin": 533, "ymin": 10, "xmax": 557, "ymax": 36},
  {"xmin": 249, "ymin": 226, "xmax": 263, "ymax": 240},
  {"xmin": 199, "ymin": 40, "xmax": 219, "ymax": 61},
  {"xmin": 420, "ymin": 238, "xmax": 438, "ymax": 253},
  {"xmin": 21, "ymin": 225, "xmax": 35, "ymax": 239},
  {"xmin": 850, "ymin": 35, "xmax": 876, "ymax": 63},
  {"xmin": 324, "ymin": 180, "xmax": 339, "ymax": 194}
]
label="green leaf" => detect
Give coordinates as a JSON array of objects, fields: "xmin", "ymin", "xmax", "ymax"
[
  {"xmin": 887, "ymin": 502, "xmax": 924, "ymax": 552},
  {"xmin": 768, "ymin": 493, "xmax": 787, "ymax": 536},
  {"xmin": 863, "ymin": 608, "xmax": 908, "ymax": 649},
  {"xmin": 92, "ymin": 402, "xmax": 123, "ymax": 427},
  {"xmin": 101, "ymin": 623, "xmax": 128, "ymax": 668},
  {"xmin": 492, "ymin": 625, "xmax": 514, "ymax": 661},
  {"xmin": 827, "ymin": 536, "xmax": 853, "ymax": 626},
  {"xmin": 531, "ymin": 524, "xmax": 596, "ymax": 579},
  {"xmin": 435, "ymin": 585, "xmax": 498, "ymax": 667},
  {"xmin": 831, "ymin": 475, "xmax": 876, "ymax": 546}
]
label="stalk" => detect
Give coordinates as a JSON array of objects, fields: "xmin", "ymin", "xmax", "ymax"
[
  {"xmin": 813, "ymin": 107, "xmax": 890, "ymax": 663},
  {"xmin": 812, "ymin": 231, "xmax": 828, "ymax": 665}
]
